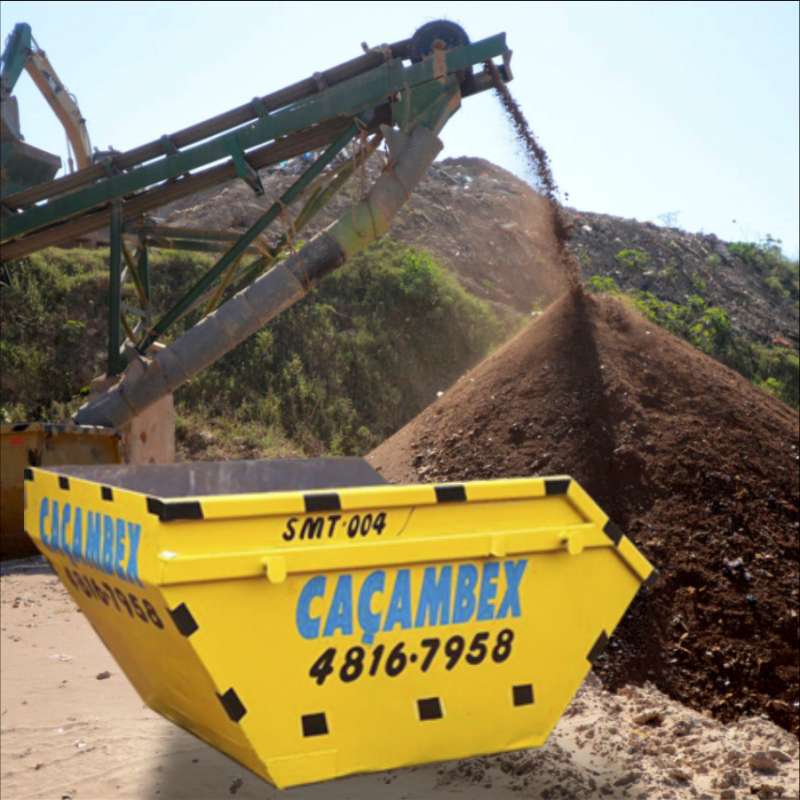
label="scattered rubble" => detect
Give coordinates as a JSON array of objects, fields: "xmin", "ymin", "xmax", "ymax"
[{"xmin": 437, "ymin": 677, "xmax": 799, "ymax": 799}]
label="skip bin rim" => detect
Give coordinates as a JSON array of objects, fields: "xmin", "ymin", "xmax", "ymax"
[
  {"xmin": 1, "ymin": 422, "xmax": 121, "ymax": 438},
  {"xmin": 26, "ymin": 466, "xmax": 657, "ymax": 587},
  {"xmin": 34, "ymin": 456, "xmax": 388, "ymax": 497}
]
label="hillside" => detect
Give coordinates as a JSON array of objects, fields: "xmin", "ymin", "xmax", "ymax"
[
  {"xmin": 0, "ymin": 241, "xmax": 511, "ymax": 458},
  {"xmin": 159, "ymin": 155, "xmax": 799, "ymax": 347},
  {"xmin": 156, "ymin": 154, "xmax": 799, "ymax": 409}
]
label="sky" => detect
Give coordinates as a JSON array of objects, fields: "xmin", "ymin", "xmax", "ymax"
[{"xmin": 2, "ymin": 0, "xmax": 798, "ymax": 256}]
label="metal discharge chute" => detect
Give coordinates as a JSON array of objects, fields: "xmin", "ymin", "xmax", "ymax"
[{"xmin": 74, "ymin": 118, "xmax": 454, "ymax": 427}]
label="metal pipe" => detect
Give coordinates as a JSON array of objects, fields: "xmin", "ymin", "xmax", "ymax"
[{"xmin": 73, "ymin": 123, "xmax": 444, "ymax": 429}]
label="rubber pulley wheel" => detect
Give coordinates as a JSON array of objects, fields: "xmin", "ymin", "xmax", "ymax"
[{"xmin": 410, "ymin": 20, "xmax": 474, "ymax": 91}]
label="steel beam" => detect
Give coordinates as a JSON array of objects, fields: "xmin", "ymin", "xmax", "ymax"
[
  {"xmin": 107, "ymin": 202, "xmax": 124, "ymax": 376},
  {"xmin": 2, "ymin": 33, "xmax": 508, "ymax": 244},
  {"xmin": 138, "ymin": 121, "xmax": 361, "ymax": 350}
]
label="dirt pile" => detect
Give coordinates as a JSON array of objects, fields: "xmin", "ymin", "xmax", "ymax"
[
  {"xmin": 158, "ymin": 155, "xmax": 566, "ymax": 320},
  {"xmin": 369, "ymin": 287, "xmax": 800, "ymax": 734},
  {"xmin": 439, "ymin": 674, "xmax": 800, "ymax": 800}
]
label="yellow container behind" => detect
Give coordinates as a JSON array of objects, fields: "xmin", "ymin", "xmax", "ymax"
[
  {"xmin": 1, "ymin": 423, "xmax": 122, "ymax": 560},
  {"xmin": 23, "ymin": 458, "xmax": 655, "ymax": 789}
]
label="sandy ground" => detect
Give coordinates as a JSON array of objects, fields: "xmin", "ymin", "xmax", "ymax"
[{"xmin": 2, "ymin": 556, "xmax": 798, "ymax": 800}]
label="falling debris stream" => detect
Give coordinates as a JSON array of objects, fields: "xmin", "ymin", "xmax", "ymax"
[{"xmin": 484, "ymin": 60, "xmax": 580, "ymax": 285}]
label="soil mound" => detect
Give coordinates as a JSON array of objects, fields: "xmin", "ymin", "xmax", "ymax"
[{"xmin": 369, "ymin": 287, "xmax": 799, "ymax": 733}]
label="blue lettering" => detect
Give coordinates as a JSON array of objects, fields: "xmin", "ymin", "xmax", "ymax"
[
  {"xmin": 71, "ymin": 507, "xmax": 83, "ymax": 565},
  {"xmin": 297, "ymin": 575, "xmax": 326, "ymax": 639},
  {"xmin": 415, "ymin": 565, "xmax": 452, "ymax": 627},
  {"xmin": 50, "ymin": 500, "xmax": 61, "ymax": 553},
  {"xmin": 323, "ymin": 575, "xmax": 354, "ymax": 637},
  {"xmin": 295, "ymin": 558, "xmax": 527, "ymax": 643},
  {"xmin": 126, "ymin": 523, "xmax": 142, "ymax": 585},
  {"xmin": 60, "ymin": 504, "xmax": 72, "ymax": 558},
  {"xmin": 383, "ymin": 569, "xmax": 412, "ymax": 632},
  {"xmin": 453, "ymin": 564, "xmax": 479, "ymax": 623},
  {"xmin": 357, "ymin": 571, "xmax": 385, "ymax": 645},
  {"xmin": 477, "ymin": 561, "xmax": 500, "ymax": 621},
  {"xmin": 39, "ymin": 498, "xmax": 50, "ymax": 547},
  {"xmin": 85, "ymin": 512, "xmax": 101, "ymax": 569},
  {"xmin": 497, "ymin": 559, "xmax": 527, "ymax": 619},
  {"xmin": 114, "ymin": 519, "xmax": 127, "ymax": 581},
  {"xmin": 102, "ymin": 515, "xmax": 115, "ymax": 575}
]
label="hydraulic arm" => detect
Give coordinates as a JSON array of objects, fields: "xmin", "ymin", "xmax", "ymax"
[{"xmin": 0, "ymin": 22, "xmax": 92, "ymax": 199}]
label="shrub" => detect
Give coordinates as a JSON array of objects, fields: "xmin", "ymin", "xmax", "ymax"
[
  {"xmin": 586, "ymin": 275, "xmax": 620, "ymax": 294},
  {"xmin": 615, "ymin": 249, "xmax": 650, "ymax": 273}
]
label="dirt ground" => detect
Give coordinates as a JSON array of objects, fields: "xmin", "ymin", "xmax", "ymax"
[
  {"xmin": 369, "ymin": 288, "xmax": 800, "ymax": 736},
  {"xmin": 2, "ymin": 556, "xmax": 798, "ymax": 800}
]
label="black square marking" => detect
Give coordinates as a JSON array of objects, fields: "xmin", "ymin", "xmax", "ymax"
[
  {"xmin": 435, "ymin": 485, "xmax": 467, "ymax": 503},
  {"xmin": 58, "ymin": 476, "xmax": 70, "ymax": 491},
  {"xmin": 217, "ymin": 688, "xmax": 246, "ymax": 723},
  {"xmin": 587, "ymin": 630, "xmax": 609, "ymax": 664},
  {"xmin": 644, "ymin": 569, "xmax": 660, "ymax": 589},
  {"xmin": 101, "ymin": 486, "xmax": 114, "ymax": 502},
  {"xmin": 302, "ymin": 713, "xmax": 329, "ymax": 737},
  {"xmin": 304, "ymin": 493, "xmax": 341, "ymax": 513},
  {"xmin": 513, "ymin": 684, "xmax": 535, "ymax": 706},
  {"xmin": 545, "ymin": 478, "xmax": 571, "ymax": 496},
  {"xmin": 417, "ymin": 697, "xmax": 443, "ymax": 721},
  {"xmin": 603, "ymin": 520, "xmax": 623, "ymax": 546},
  {"xmin": 169, "ymin": 603, "xmax": 199, "ymax": 637}
]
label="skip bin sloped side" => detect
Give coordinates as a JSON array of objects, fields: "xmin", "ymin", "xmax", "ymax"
[
  {"xmin": 25, "ymin": 468, "xmax": 655, "ymax": 789},
  {"xmin": 22, "ymin": 469, "xmax": 270, "ymax": 781},
  {"xmin": 152, "ymin": 476, "xmax": 654, "ymax": 788}
]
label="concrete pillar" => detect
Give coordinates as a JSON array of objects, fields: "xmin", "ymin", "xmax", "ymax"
[{"xmin": 89, "ymin": 376, "xmax": 175, "ymax": 464}]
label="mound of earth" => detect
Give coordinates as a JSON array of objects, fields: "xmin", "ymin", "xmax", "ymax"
[
  {"xmin": 157, "ymin": 155, "xmax": 798, "ymax": 347},
  {"xmin": 369, "ymin": 287, "xmax": 799, "ymax": 734},
  {"xmin": 158, "ymin": 156, "xmax": 566, "ymax": 321}
]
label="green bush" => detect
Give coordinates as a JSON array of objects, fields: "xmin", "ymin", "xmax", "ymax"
[
  {"xmin": 593, "ymin": 284, "xmax": 799, "ymax": 411},
  {"xmin": 586, "ymin": 275, "xmax": 620, "ymax": 294},
  {"xmin": 615, "ymin": 249, "xmax": 650, "ymax": 273},
  {"xmin": 1, "ymin": 240, "xmax": 509, "ymax": 455},
  {"xmin": 730, "ymin": 236, "xmax": 798, "ymax": 301},
  {"xmin": 176, "ymin": 239, "xmax": 507, "ymax": 454}
]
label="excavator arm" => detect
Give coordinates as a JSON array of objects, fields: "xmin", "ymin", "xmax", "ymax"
[
  {"xmin": 22, "ymin": 41, "xmax": 93, "ymax": 170},
  {"xmin": 0, "ymin": 22, "xmax": 92, "ymax": 196}
]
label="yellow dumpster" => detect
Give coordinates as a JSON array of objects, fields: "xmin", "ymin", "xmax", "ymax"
[
  {"xmin": 1, "ymin": 423, "xmax": 122, "ymax": 560},
  {"xmin": 23, "ymin": 458, "xmax": 655, "ymax": 789}
]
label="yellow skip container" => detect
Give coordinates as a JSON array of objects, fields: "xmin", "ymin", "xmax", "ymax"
[{"xmin": 23, "ymin": 458, "xmax": 655, "ymax": 789}]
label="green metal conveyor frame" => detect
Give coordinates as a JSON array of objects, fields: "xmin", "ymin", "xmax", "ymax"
[{"xmin": 1, "ymin": 30, "xmax": 512, "ymax": 377}]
